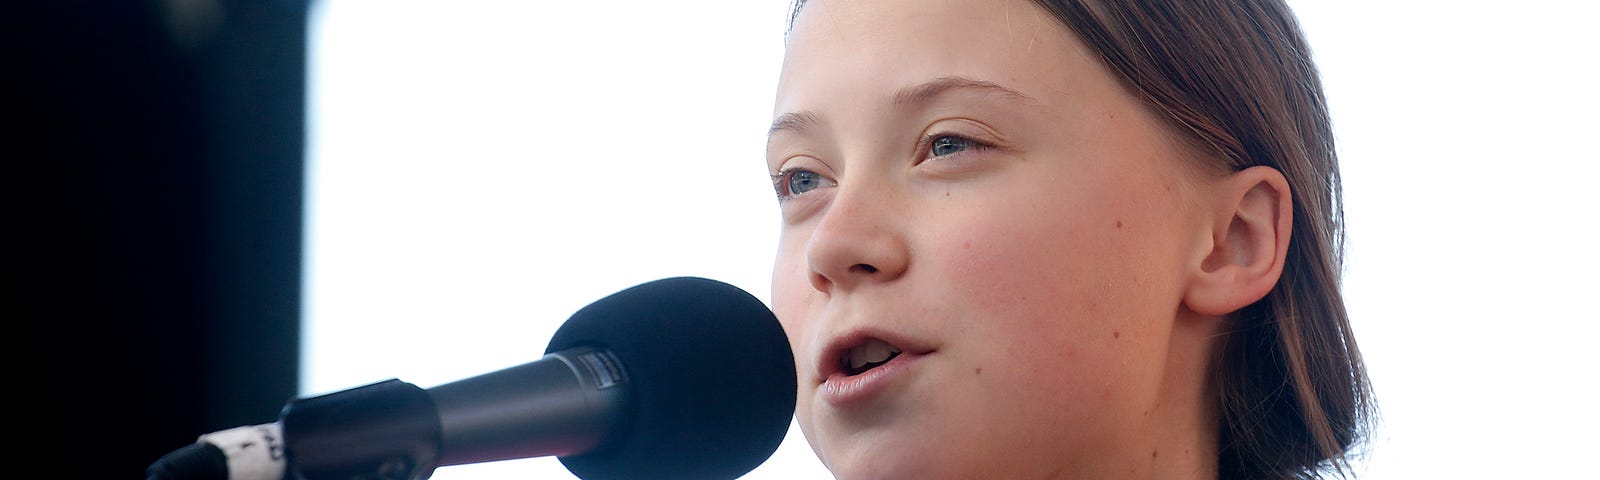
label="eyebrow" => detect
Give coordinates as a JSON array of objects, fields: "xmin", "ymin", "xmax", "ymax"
[
  {"xmin": 768, "ymin": 110, "xmax": 822, "ymax": 138},
  {"xmin": 767, "ymin": 76, "xmax": 1037, "ymax": 138},
  {"xmin": 891, "ymin": 75, "xmax": 1038, "ymax": 107}
]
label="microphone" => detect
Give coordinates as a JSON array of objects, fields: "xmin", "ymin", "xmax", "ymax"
[{"xmin": 147, "ymin": 276, "xmax": 798, "ymax": 480}]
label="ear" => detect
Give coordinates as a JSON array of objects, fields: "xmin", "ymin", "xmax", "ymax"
[{"xmin": 1183, "ymin": 166, "xmax": 1293, "ymax": 316}]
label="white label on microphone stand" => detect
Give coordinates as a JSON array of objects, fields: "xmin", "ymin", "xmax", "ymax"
[
  {"xmin": 578, "ymin": 350, "xmax": 628, "ymax": 389},
  {"xmin": 197, "ymin": 423, "xmax": 286, "ymax": 480}
]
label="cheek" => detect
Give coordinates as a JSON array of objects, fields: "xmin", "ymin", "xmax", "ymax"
[
  {"xmin": 933, "ymin": 193, "xmax": 1137, "ymax": 332},
  {"xmin": 929, "ymin": 173, "xmax": 1191, "ymax": 384},
  {"xmin": 770, "ymin": 230, "xmax": 818, "ymax": 357},
  {"xmin": 769, "ymin": 228, "xmax": 829, "ymax": 442}
]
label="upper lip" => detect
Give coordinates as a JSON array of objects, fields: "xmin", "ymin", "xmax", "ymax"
[{"xmin": 816, "ymin": 327, "xmax": 935, "ymax": 382}]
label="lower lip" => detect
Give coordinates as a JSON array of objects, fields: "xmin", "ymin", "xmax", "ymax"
[{"xmin": 819, "ymin": 352, "xmax": 926, "ymax": 406}]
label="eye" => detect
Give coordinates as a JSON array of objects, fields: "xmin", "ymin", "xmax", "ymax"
[
  {"xmin": 924, "ymin": 134, "xmax": 990, "ymax": 159},
  {"xmin": 772, "ymin": 168, "xmax": 836, "ymax": 200}
]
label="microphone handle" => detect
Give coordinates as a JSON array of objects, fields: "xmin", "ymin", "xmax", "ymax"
[
  {"xmin": 149, "ymin": 346, "xmax": 629, "ymax": 480},
  {"xmin": 278, "ymin": 377, "xmax": 441, "ymax": 480},
  {"xmin": 429, "ymin": 345, "xmax": 631, "ymax": 467}
]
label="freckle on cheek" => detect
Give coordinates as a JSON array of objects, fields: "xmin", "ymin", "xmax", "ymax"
[
  {"xmin": 1115, "ymin": 220, "xmax": 1123, "ymax": 229},
  {"xmin": 1113, "ymin": 330, "xmax": 1120, "ymax": 339},
  {"xmin": 974, "ymin": 367, "xmax": 982, "ymax": 375},
  {"xmin": 963, "ymin": 241, "xmax": 971, "ymax": 250}
]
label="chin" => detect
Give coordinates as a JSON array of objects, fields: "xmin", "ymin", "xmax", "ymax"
[
  {"xmin": 818, "ymin": 438, "xmax": 978, "ymax": 480},
  {"xmin": 827, "ymin": 457, "xmax": 940, "ymax": 480}
]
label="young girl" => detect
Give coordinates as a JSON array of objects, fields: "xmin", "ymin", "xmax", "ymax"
[{"xmin": 764, "ymin": 0, "xmax": 1375, "ymax": 479}]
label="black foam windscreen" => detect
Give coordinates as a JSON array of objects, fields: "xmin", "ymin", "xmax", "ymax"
[{"xmin": 544, "ymin": 277, "xmax": 797, "ymax": 480}]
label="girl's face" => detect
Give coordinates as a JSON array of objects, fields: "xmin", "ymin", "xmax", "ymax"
[{"xmin": 768, "ymin": 0, "xmax": 1228, "ymax": 478}]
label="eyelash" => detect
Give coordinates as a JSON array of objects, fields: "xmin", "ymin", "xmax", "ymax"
[
  {"xmin": 918, "ymin": 133, "xmax": 992, "ymax": 161},
  {"xmin": 771, "ymin": 166, "xmax": 835, "ymax": 201},
  {"xmin": 771, "ymin": 169, "xmax": 808, "ymax": 202}
]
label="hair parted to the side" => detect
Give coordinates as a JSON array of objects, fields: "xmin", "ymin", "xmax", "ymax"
[{"xmin": 782, "ymin": 0, "xmax": 1377, "ymax": 479}]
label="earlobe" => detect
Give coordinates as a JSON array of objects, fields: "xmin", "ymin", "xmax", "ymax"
[{"xmin": 1183, "ymin": 166, "xmax": 1293, "ymax": 316}]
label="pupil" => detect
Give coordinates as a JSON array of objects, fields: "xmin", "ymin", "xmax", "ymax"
[{"xmin": 789, "ymin": 170, "xmax": 820, "ymax": 195}]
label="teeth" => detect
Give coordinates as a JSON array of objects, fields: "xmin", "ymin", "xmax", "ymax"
[{"xmin": 845, "ymin": 338, "xmax": 902, "ymax": 371}]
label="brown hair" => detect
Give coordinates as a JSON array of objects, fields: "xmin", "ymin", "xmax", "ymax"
[
  {"xmin": 785, "ymin": 1, "xmax": 1376, "ymax": 478},
  {"xmin": 1022, "ymin": 1, "xmax": 1377, "ymax": 478}
]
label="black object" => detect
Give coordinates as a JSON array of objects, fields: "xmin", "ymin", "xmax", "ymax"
[
  {"xmin": 149, "ymin": 277, "xmax": 798, "ymax": 480},
  {"xmin": 147, "ymin": 443, "xmax": 230, "ymax": 480},
  {"xmin": 547, "ymin": 276, "xmax": 798, "ymax": 480},
  {"xmin": 16, "ymin": 1, "xmax": 307, "ymax": 478}
]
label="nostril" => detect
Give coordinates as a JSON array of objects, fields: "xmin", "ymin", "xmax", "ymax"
[
  {"xmin": 809, "ymin": 271, "xmax": 833, "ymax": 294},
  {"xmin": 850, "ymin": 264, "xmax": 878, "ymax": 274}
]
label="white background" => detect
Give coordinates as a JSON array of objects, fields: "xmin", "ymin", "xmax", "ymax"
[{"xmin": 302, "ymin": 1, "xmax": 1600, "ymax": 478}]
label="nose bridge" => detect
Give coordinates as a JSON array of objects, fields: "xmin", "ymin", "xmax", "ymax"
[{"xmin": 805, "ymin": 175, "xmax": 909, "ymax": 294}]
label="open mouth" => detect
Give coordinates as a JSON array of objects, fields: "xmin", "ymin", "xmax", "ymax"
[
  {"xmin": 840, "ymin": 337, "xmax": 902, "ymax": 376},
  {"xmin": 817, "ymin": 332, "xmax": 928, "ymax": 405}
]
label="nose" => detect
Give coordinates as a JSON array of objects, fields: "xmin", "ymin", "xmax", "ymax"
[{"xmin": 805, "ymin": 187, "xmax": 910, "ymax": 295}]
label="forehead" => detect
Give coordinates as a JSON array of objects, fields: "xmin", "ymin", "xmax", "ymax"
[{"xmin": 776, "ymin": 0, "xmax": 1095, "ymax": 111}]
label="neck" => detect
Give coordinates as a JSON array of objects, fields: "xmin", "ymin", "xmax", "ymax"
[{"xmin": 1133, "ymin": 307, "xmax": 1223, "ymax": 480}]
